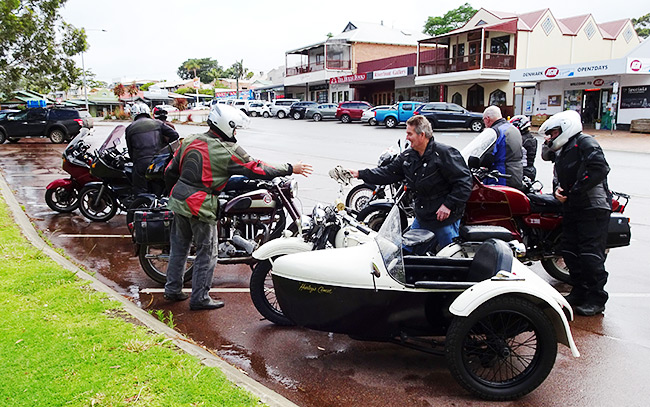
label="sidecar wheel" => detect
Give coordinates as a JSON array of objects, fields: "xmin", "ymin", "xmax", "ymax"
[
  {"xmin": 138, "ymin": 244, "xmax": 193, "ymax": 285},
  {"xmin": 445, "ymin": 296, "xmax": 557, "ymax": 401},
  {"xmin": 250, "ymin": 259, "xmax": 295, "ymax": 326}
]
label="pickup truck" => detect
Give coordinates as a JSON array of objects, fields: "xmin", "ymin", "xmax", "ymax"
[
  {"xmin": 374, "ymin": 101, "xmax": 423, "ymax": 128},
  {"xmin": 0, "ymin": 107, "xmax": 84, "ymax": 144}
]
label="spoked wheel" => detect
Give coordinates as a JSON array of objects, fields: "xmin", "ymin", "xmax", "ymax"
[
  {"xmin": 138, "ymin": 244, "xmax": 194, "ymax": 285},
  {"xmin": 78, "ymin": 186, "xmax": 117, "ymax": 222},
  {"xmin": 249, "ymin": 259, "xmax": 295, "ymax": 326},
  {"xmin": 541, "ymin": 256, "xmax": 570, "ymax": 283},
  {"xmin": 45, "ymin": 186, "xmax": 79, "ymax": 213},
  {"xmin": 357, "ymin": 207, "xmax": 390, "ymax": 231},
  {"xmin": 445, "ymin": 296, "xmax": 557, "ymax": 401},
  {"xmin": 345, "ymin": 184, "xmax": 376, "ymax": 212}
]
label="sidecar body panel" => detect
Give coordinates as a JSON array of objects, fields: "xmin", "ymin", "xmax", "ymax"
[{"xmin": 252, "ymin": 237, "xmax": 313, "ymax": 260}]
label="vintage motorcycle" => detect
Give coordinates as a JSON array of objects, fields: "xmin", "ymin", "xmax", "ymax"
[
  {"xmin": 45, "ymin": 128, "xmax": 98, "ymax": 212},
  {"xmin": 269, "ymin": 204, "xmax": 580, "ymax": 401},
  {"xmin": 135, "ymin": 176, "xmax": 302, "ymax": 284}
]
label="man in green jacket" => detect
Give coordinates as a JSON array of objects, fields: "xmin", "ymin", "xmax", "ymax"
[{"xmin": 164, "ymin": 104, "xmax": 312, "ymax": 310}]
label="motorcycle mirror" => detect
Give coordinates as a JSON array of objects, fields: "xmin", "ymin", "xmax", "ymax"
[{"xmin": 468, "ymin": 156, "xmax": 481, "ymax": 169}]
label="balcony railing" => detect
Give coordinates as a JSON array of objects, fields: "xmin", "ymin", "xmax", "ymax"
[
  {"xmin": 286, "ymin": 60, "xmax": 351, "ymax": 76},
  {"xmin": 418, "ymin": 53, "xmax": 515, "ymax": 76}
]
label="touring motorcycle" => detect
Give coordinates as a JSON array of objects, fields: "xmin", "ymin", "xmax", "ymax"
[{"xmin": 269, "ymin": 204, "xmax": 580, "ymax": 401}]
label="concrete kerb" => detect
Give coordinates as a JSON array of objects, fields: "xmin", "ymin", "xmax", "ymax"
[{"xmin": 0, "ymin": 172, "xmax": 299, "ymax": 407}]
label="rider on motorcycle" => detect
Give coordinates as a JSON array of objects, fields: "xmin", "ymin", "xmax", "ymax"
[
  {"xmin": 349, "ymin": 115, "xmax": 472, "ymax": 250},
  {"xmin": 125, "ymin": 102, "xmax": 179, "ymax": 195},
  {"xmin": 482, "ymin": 106, "xmax": 524, "ymax": 190},
  {"xmin": 509, "ymin": 115, "xmax": 537, "ymax": 180},
  {"xmin": 163, "ymin": 104, "xmax": 313, "ymax": 311}
]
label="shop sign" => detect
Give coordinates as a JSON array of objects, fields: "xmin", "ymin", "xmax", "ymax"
[
  {"xmin": 593, "ymin": 78, "xmax": 604, "ymax": 86},
  {"xmin": 373, "ymin": 67, "xmax": 408, "ymax": 80},
  {"xmin": 511, "ymin": 59, "xmax": 625, "ymax": 82},
  {"xmin": 329, "ymin": 73, "xmax": 367, "ymax": 85},
  {"xmin": 620, "ymin": 86, "xmax": 650, "ymax": 109},
  {"xmin": 215, "ymin": 90, "xmax": 237, "ymax": 97},
  {"xmin": 627, "ymin": 58, "xmax": 650, "ymax": 74},
  {"xmin": 545, "ymin": 67, "xmax": 559, "ymax": 78}
]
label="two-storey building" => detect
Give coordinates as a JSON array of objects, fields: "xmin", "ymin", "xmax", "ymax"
[{"xmin": 414, "ymin": 8, "xmax": 640, "ymax": 119}]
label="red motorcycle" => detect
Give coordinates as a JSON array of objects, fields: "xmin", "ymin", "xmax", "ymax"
[{"xmin": 45, "ymin": 128, "xmax": 98, "ymax": 213}]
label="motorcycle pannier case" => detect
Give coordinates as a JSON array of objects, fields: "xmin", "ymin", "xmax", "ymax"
[
  {"xmin": 606, "ymin": 213, "xmax": 631, "ymax": 248},
  {"xmin": 133, "ymin": 210, "xmax": 174, "ymax": 245}
]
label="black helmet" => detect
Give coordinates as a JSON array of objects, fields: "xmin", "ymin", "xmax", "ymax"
[{"xmin": 153, "ymin": 106, "xmax": 168, "ymax": 120}]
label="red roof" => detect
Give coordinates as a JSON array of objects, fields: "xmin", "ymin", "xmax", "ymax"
[
  {"xmin": 517, "ymin": 9, "xmax": 548, "ymax": 31},
  {"xmin": 598, "ymin": 19, "xmax": 629, "ymax": 39},
  {"xmin": 558, "ymin": 14, "xmax": 591, "ymax": 35}
]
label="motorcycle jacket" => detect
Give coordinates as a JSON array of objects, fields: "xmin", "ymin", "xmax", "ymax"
[
  {"xmin": 490, "ymin": 118, "xmax": 524, "ymax": 190},
  {"xmin": 521, "ymin": 129, "xmax": 538, "ymax": 180},
  {"xmin": 554, "ymin": 133, "xmax": 611, "ymax": 212},
  {"xmin": 164, "ymin": 130, "xmax": 293, "ymax": 224},
  {"xmin": 125, "ymin": 116, "xmax": 179, "ymax": 165},
  {"xmin": 358, "ymin": 139, "xmax": 472, "ymax": 227}
]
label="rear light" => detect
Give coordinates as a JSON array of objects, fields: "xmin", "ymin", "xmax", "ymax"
[
  {"xmin": 374, "ymin": 111, "xmax": 377, "ymax": 117},
  {"xmin": 74, "ymin": 118, "xmax": 83, "ymax": 126}
]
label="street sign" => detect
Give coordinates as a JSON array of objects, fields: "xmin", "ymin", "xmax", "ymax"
[
  {"xmin": 193, "ymin": 77, "xmax": 200, "ymax": 89},
  {"xmin": 613, "ymin": 81, "xmax": 619, "ymax": 94}
]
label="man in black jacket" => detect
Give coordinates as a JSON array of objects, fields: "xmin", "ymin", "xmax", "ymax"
[
  {"xmin": 509, "ymin": 115, "xmax": 537, "ymax": 180},
  {"xmin": 349, "ymin": 115, "xmax": 472, "ymax": 250},
  {"xmin": 540, "ymin": 110, "xmax": 612, "ymax": 316},
  {"xmin": 125, "ymin": 102, "xmax": 179, "ymax": 194}
]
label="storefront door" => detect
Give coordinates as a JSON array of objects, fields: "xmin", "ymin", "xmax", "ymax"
[{"xmin": 582, "ymin": 89, "xmax": 601, "ymax": 124}]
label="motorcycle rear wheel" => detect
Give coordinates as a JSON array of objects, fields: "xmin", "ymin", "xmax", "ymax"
[
  {"xmin": 78, "ymin": 186, "xmax": 117, "ymax": 222},
  {"xmin": 138, "ymin": 244, "xmax": 194, "ymax": 285},
  {"xmin": 445, "ymin": 296, "xmax": 557, "ymax": 401},
  {"xmin": 249, "ymin": 259, "xmax": 295, "ymax": 326},
  {"xmin": 345, "ymin": 184, "xmax": 376, "ymax": 212},
  {"xmin": 45, "ymin": 186, "xmax": 79, "ymax": 213},
  {"xmin": 541, "ymin": 256, "xmax": 570, "ymax": 283}
]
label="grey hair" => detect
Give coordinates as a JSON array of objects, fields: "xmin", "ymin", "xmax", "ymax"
[
  {"xmin": 483, "ymin": 105, "xmax": 502, "ymax": 120},
  {"xmin": 406, "ymin": 115, "xmax": 433, "ymax": 139}
]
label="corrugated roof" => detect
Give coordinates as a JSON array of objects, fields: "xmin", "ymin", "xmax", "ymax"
[
  {"xmin": 517, "ymin": 9, "xmax": 548, "ymax": 31},
  {"xmin": 558, "ymin": 14, "xmax": 591, "ymax": 35},
  {"xmin": 329, "ymin": 21, "xmax": 427, "ymax": 46},
  {"xmin": 598, "ymin": 19, "xmax": 629, "ymax": 39}
]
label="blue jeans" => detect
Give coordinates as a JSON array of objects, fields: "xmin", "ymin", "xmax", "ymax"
[
  {"xmin": 411, "ymin": 218, "xmax": 460, "ymax": 251},
  {"xmin": 165, "ymin": 214, "xmax": 217, "ymax": 305}
]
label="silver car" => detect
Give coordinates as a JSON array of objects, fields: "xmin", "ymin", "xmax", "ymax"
[
  {"xmin": 305, "ymin": 103, "xmax": 338, "ymax": 121},
  {"xmin": 361, "ymin": 105, "xmax": 393, "ymax": 125}
]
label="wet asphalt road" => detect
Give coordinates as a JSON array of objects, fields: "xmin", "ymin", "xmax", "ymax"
[{"xmin": 1, "ymin": 119, "xmax": 649, "ymax": 407}]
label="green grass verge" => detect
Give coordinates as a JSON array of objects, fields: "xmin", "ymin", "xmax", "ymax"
[{"xmin": 0, "ymin": 197, "xmax": 261, "ymax": 407}]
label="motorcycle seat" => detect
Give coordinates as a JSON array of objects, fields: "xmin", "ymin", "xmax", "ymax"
[
  {"xmin": 460, "ymin": 225, "xmax": 513, "ymax": 242},
  {"xmin": 527, "ymin": 193, "xmax": 563, "ymax": 214},
  {"xmin": 467, "ymin": 239, "xmax": 513, "ymax": 282},
  {"xmin": 402, "ymin": 228, "xmax": 436, "ymax": 248}
]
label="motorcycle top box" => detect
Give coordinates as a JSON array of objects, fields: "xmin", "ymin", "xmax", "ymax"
[{"xmin": 269, "ymin": 205, "xmax": 579, "ymax": 401}]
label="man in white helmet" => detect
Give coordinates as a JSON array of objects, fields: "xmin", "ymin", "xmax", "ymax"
[
  {"xmin": 163, "ymin": 104, "xmax": 312, "ymax": 310},
  {"xmin": 539, "ymin": 110, "xmax": 612, "ymax": 316},
  {"xmin": 125, "ymin": 102, "xmax": 179, "ymax": 194}
]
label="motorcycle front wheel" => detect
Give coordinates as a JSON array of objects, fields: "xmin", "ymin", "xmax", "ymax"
[
  {"xmin": 45, "ymin": 186, "xmax": 79, "ymax": 213},
  {"xmin": 445, "ymin": 296, "xmax": 557, "ymax": 401},
  {"xmin": 138, "ymin": 244, "xmax": 194, "ymax": 285},
  {"xmin": 345, "ymin": 183, "xmax": 376, "ymax": 212},
  {"xmin": 78, "ymin": 186, "xmax": 118, "ymax": 222},
  {"xmin": 249, "ymin": 259, "xmax": 295, "ymax": 326}
]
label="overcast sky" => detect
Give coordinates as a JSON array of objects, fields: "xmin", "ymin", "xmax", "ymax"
[{"xmin": 60, "ymin": 0, "xmax": 648, "ymax": 84}]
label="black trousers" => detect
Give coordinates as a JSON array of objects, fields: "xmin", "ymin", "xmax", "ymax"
[{"xmin": 561, "ymin": 208, "xmax": 610, "ymax": 306}]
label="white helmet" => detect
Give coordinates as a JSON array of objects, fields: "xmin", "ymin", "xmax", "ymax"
[
  {"xmin": 130, "ymin": 102, "xmax": 151, "ymax": 119},
  {"xmin": 207, "ymin": 104, "xmax": 251, "ymax": 141},
  {"xmin": 539, "ymin": 110, "xmax": 582, "ymax": 152}
]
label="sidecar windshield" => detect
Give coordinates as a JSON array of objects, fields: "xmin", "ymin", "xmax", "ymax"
[
  {"xmin": 375, "ymin": 205, "xmax": 405, "ymax": 283},
  {"xmin": 460, "ymin": 128, "xmax": 497, "ymax": 164}
]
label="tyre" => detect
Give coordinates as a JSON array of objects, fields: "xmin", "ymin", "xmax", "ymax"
[
  {"xmin": 341, "ymin": 114, "xmax": 351, "ymax": 123},
  {"xmin": 445, "ymin": 296, "xmax": 557, "ymax": 401},
  {"xmin": 250, "ymin": 111, "xmax": 257, "ymax": 117},
  {"xmin": 358, "ymin": 207, "xmax": 390, "ymax": 231},
  {"xmin": 369, "ymin": 118, "xmax": 377, "ymax": 126},
  {"xmin": 0, "ymin": 131, "xmax": 7, "ymax": 144},
  {"xmin": 138, "ymin": 244, "xmax": 193, "ymax": 285},
  {"xmin": 346, "ymin": 184, "xmax": 376, "ymax": 212},
  {"xmin": 385, "ymin": 117, "xmax": 397, "ymax": 128},
  {"xmin": 313, "ymin": 113, "xmax": 322, "ymax": 122},
  {"xmin": 250, "ymin": 259, "xmax": 295, "ymax": 326},
  {"xmin": 277, "ymin": 110, "xmax": 286, "ymax": 119},
  {"xmin": 8, "ymin": 138, "xmax": 19, "ymax": 143},
  {"xmin": 470, "ymin": 120, "xmax": 484, "ymax": 132},
  {"xmin": 292, "ymin": 112, "xmax": 301, "ymax": 120},
  {"xmin": 45, "ymin": 186, "xmax": 79, "ymax": 213},
  {"xmin": 49, "ymin": 129, "xmax": 66, "ymax": 144},
  {"xmin": 541, "ymin": 256, "xmax": 570, "ymax": 283},
  {"xmin": 263, "ymin": 111, "xmax": 270, "ymax": 118},
  {"xmin": 78, "ymin": 185, "xmax": 118, "ymax": 222},
  {"xmin": 126, "ymin": 196, "xmax": 156, "ymax": 227}
]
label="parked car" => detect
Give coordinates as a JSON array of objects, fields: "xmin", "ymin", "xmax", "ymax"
[
  {"xmin": 289, "ymin": 101, "xmax": 318, "ymax": 120},
  {"xmin": 336, "ymin": 101, "xmax": 373, "ymax": 123},
  {"xmin": 248, "ymin": 101, "xmax": 271, "ymax": 117},
  {"xmin": 0, "ymin": 107, "xmax": 83, "ymax": 144},
  {"xmin": 78, "ymin": 110, "xmax": 94, "ymax": 129},
  {"xmin": 192, "ymin": 104, "xmax": 210, "ymax": 110},
  {"xmin": 155, "ymin": 104, "xmax": 179, "ymax": 112},
  {"xmin": 305, "ymin": 103, "xmax": 338, "ymax": 121},
  {"xmin": 270, "ymin": 99, "xmax": 300, "ymax": 119},
  {"xmin": 374, "ymin": 101, "xmax": 423, "ymax": 128},
  {"xmin": 413, "ymin": 102, "xmax": 484, "ymax": 132},
  {"xmin": 361, "ymin": 105, "xmax": 393, "ymax": 125}
]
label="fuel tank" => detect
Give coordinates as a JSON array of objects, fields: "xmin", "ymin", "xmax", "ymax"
[{"xmin": 223, "ymin": 189, "xmax": 276, "ymax": 215}]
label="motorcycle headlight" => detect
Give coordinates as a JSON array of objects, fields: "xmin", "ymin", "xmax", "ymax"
[{"xmin": 311, "ymin": 203, "xmax": 326, "ymax": 224}]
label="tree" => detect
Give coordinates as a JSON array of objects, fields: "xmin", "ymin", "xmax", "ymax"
[
  {"xmin": 140, "ymin": 82, "xmax": 155, "ymax": 91},
  {"xmin": 0, "ymin": 0, "xmax": 87, "ymax": 96},
  {"xmin": 127, "ymin": 82, "xmax": 139, "ymax": 100},
  {"xmin": 177, "ymin": 58, "xmax": 224, "ymax": 83},
  {"xmin": 632, "ymin": 13, "xmax": 650, "ymax": 39},
  {"xmin": 112, "ymin": 83, "xmax": 126, "ymax": 99},
  {"xmin": 423, "ymin": 3, "xmax": 477, "ymax": 36},
  {"xmin": 229, "ymin": 60, "xmax": 248, "ymax": 99},
  {"xmin": 172, "ymin": 97, "xmax": 187, "ymax": 112}
]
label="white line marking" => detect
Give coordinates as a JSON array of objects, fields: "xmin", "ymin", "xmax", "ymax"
[
  {"xmin": 608, "ymin": 293, "xmax": 650, "ymax": 298},
  {"xmin": 59, "ymin": 234, "xmax": 132, "ymax": 238},
  {"xmin": 140, "ymin": 288, "xmax": 250, "ymax": 294}
]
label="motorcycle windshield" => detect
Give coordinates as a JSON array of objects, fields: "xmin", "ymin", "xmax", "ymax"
[
  {"xmin": 64, "ymin": 128, "xmax": 89, "ymax": 152},
  {"xmin": 460, "ymin": 128, "xmax": 497, "ymax": 164},
  {"xmin": 374, "ymin": 205, "xmax": 405, "ymax": 283},
  {"xmin": 98, "ymin": 125, "xmax": 126, "ymax": 153}
]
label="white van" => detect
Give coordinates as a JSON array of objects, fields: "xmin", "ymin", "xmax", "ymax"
[{"xmin": 270, "ymin": 99, "xmax": 300, "ymax": 119}]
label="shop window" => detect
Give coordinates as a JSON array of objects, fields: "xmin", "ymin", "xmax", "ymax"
[
  {"xmin": 489, "ymin": 89, "xmax": 506, "ymax": 106},
  {"xmin": 452, "ymin": 92, "xmax": 462, "ymax": 106},
  {"xmin": 467, "ymin": 84, "xmax": 484, "ymax": 110},
  {"xmin": 490, "ymin": 36, "xmax": 509, "ymax": 54}
]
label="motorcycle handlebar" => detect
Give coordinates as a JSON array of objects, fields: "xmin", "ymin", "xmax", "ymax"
[{"xmin": 340, "ymin": 212, "xmax": 373, "ymax": 235}]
